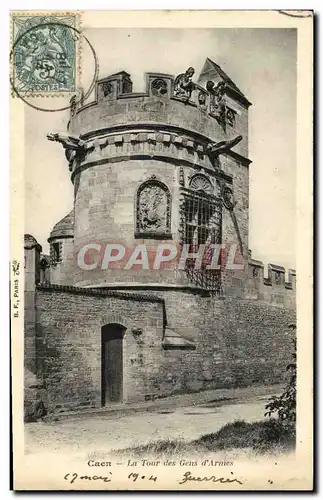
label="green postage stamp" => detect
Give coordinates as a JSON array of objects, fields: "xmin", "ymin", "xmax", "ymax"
[{"xmin": 11, "ymin": 13, "xmax": 79, "ymax": 95}]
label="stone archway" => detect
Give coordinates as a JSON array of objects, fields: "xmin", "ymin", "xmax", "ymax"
[{"xmin": 101, "ymin": 323, "xmax": 126, "ymax": 406}]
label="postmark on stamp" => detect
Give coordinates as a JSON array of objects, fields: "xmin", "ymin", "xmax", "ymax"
[{"xmin": 11, "ymin": 13, "xmax": 79, "ymax": 95}]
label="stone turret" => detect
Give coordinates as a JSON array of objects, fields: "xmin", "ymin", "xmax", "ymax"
[{"xmin": 48, "ymin": 211, "xmax": 74, "ymax": 285}]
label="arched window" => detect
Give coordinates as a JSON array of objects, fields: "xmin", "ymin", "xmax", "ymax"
[{"xmin": 135, "ymin": 178, "xmax": 171, "ymax": 239}]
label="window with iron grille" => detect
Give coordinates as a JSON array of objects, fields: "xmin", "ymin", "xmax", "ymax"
[{"xmin": 180, "ymin": 188, "xmax": 222, "ymax": 291}]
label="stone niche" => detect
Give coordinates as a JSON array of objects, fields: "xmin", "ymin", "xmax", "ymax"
[{"xmin": 135, "ymin": 178, "xmax": 172, "ymax": 239}]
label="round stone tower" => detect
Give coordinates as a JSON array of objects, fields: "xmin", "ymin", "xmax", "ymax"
[{"xmin": 48, "ymin": 62, "xmax": 251, "ymax": 293}]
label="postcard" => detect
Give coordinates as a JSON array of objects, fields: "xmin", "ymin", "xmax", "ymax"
[{"xmin": 10, "ymin": 9, "xmax": 313, "ymax": 491}]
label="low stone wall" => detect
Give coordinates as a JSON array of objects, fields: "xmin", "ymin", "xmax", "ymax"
[{"xmin": 32, "ymin": 285, "xmax": 295, "ymax": 415}]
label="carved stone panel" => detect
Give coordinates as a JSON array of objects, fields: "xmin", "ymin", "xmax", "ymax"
[
  {"xmin": 197, "ymin": 91, "xmax": 207, "ymax": 111},
  {"xmin": 220, "ymin": 184, "xmax": 236, "ymax": 211},
  {"xmin": 226, "ymin": 107, "xmax": 236, "ymax": 127},
  {"xmin": 151, "ymin": 78, "xmax": 168, "ymax": 96},
  {"xmin": 189, "ymin": 174, "xmax": 213, "ymax": 194},
  {"xmin": 99, "ymin": 81, "xmax": 115, "ymax": 99},
  {"xmin": 136, "ymin": 180, "xmax": 171, "ymax": 238}
]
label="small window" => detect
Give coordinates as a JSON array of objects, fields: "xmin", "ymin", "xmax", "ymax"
[{"xmin": 50, "ymin": 242, "xmax": 62, "ymax": 265}]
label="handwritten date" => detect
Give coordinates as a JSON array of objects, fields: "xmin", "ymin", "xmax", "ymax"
[
  {"xmin": 128, "ymin": 472, "xmax": 157, "ymax": 483},
  {"xmin": 64, "ymin": 472, "xmax": 112, "ymax": 484},
  {"xmin": 64, "ymin": 471, "xmax": 158, "ymax": 485}
]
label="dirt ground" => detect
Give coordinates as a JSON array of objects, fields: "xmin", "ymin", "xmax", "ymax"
[{"xmin": 25, "ymin": 384, "xmax": 282, "ymax": 462}]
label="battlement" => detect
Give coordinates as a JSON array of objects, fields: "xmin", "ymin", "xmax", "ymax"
[
  {"xmin": 245, "ymin": 257, "xmax": 296, "ymax": 309},
  {"xmin": 248, "ymin": 259, "xmax": 296, "ymax": 290},
  {"xmin": 68, "ymin": 65, "xmax": 250, "ymax": 159},
  {"xmin": 78, "ymin": 70, "xmax": 250, "ymax": 117}
]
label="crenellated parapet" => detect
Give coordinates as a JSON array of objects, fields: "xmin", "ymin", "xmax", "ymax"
[
  {"xmin": 246, "ymin": 257, "xmax": 296, "ymax": 309},
  {"xmin": 65, "ymin": 67, "xmax": 250, "ymax": 162},
  {"xmin": 75, "ymin": 69, "xmax": 250, "ymax": 123}
]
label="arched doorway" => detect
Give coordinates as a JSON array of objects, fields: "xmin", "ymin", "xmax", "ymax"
[{"xmin": 101, "ymin": 323, "xmax": 126, "ymax": 405}]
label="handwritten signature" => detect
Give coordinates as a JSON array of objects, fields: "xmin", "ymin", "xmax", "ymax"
[{"xmin": 178, "ymin": 471, "xmax": 243, "ymax": 485}]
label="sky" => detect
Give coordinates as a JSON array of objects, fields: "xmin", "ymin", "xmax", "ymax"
[{"xmin": 25, "ymin": 28, "xmax": 297, "ymax": 270}]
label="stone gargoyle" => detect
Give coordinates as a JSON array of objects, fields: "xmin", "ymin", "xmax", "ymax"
[
  {"xmin": 206, "ymin": 135, "xmax": 243, "ymax": 159},
  {"xmin": 47, "ymin": 133, "xmax": 94, "ymax": 171}
]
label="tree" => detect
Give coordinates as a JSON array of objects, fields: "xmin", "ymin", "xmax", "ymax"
[{"xmin": 265, "ymin": 324, "xmax": 296, "ymax": 423}]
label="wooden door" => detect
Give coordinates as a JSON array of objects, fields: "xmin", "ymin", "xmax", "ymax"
[{"xmin": 101, "ymin": 324, "xmax": 124, "ymax": 405}]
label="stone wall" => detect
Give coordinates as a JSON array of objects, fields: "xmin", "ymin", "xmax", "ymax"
[
  {"xmin": 244, "ymin": 261, "xmax": 296, "ymax": 310},
  {"xmin": 34, "ymin": 285, "xmax": 295, "ymax": 415},
  {"xmin": 35, "ymin": 286, "xmax": 165, "ymax": 413}
]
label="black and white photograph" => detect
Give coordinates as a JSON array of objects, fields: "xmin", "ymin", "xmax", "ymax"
[{"xmin": 10, "ymin": 9, "xmax": 313, "ymax": 491}]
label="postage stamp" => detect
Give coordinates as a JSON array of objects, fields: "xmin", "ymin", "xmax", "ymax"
[{"xmin": 11, "ymin": 12, "xmax": 79, "ymax": 95}]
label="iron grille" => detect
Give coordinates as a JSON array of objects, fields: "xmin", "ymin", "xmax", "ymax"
[{"xmin": 180, "ymin": 189, "xmax": 222, "ymax": 292}]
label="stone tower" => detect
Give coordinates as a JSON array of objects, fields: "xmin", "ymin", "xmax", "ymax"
[{"xmin": 48, "ymin": 61, "xmax": 252, "ymax": 294}]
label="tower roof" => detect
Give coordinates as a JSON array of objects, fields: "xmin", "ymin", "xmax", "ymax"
[
  {"xmin": 105, "ymin": 70, "xmax": 131, "ymax": 79},
  {"xmin": 24, "ymin": 234, "xmax": 42, "ymax": 251},
  {"xmin": 40, "ymin": 254, "xmax": 50, "ymax": 266},
  {"xmin": 198, "ymin": 58, "xmax": 251, "ymax": 107},
  {"xmin": 48, "ymin": 211, "xmax": 74, "ymax": 241}
]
